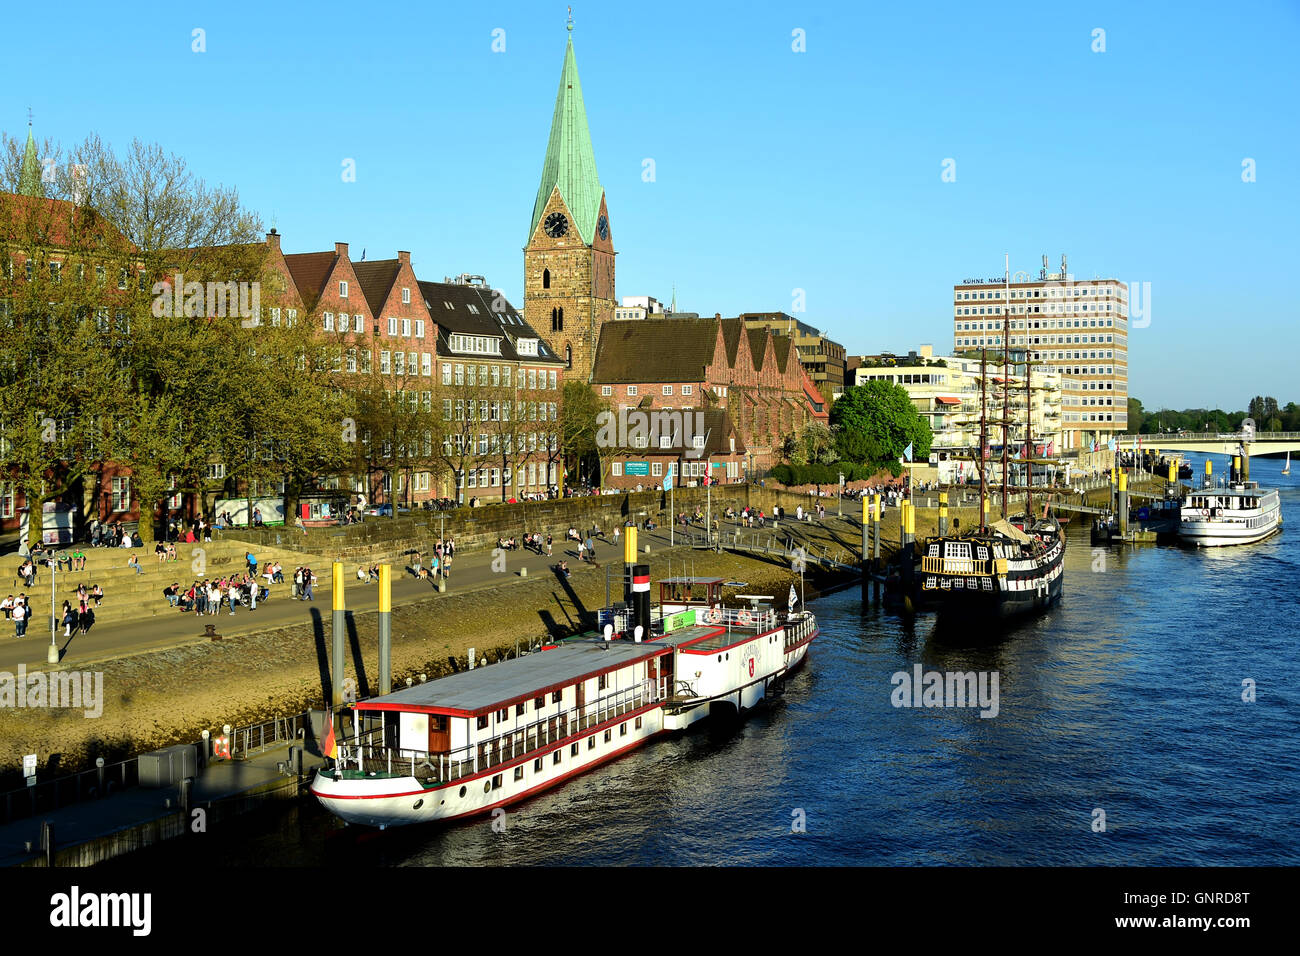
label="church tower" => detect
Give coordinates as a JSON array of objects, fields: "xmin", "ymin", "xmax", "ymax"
[{"xmin": 523, "ymin": 17, "xmax": 616, "ymax": 382}]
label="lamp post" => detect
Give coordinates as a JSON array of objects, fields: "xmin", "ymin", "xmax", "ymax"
[
  {"xmin": 48, "ymin": 547, "xmax": 58, "ymax": 664},
  {"xmin": 838, "ymin": 472, "xmax": 844, "ymax": 518}
]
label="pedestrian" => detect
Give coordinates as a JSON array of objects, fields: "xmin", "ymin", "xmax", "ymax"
[
  {"xmin": 91, "ymin": 584, "xmax": 103, "ymax": 608},
  {"xmin": 62, "ymin": 600, "xmax": 76, "ymax": 637},
  {"xmin": 303, "ymin": 568, "xmax": 315, "ymax": 602},
  {"xmin": 13, "ymin": 599, "xmax": 27, "ymax": 638},
  {"xmin": 545, "ymin": 534, "xmax": 553, "ymax": 557},
  {"xmin": 78, "ymin": 599, "xmax": 93, "ymax": 635}
]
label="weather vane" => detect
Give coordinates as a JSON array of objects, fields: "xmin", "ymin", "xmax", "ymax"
[{"xmin": 567, "ymin": 6, "xmax": 573, "ymax": 30}]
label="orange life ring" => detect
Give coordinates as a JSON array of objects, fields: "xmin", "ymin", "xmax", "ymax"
[
  {"xmin": 706, "ymin": 607, "xmax": 722, "ymax": 624},
  {"xmin": 737, "ymin": 610, "xmax": 753, "ymax": 626},
  {"xmin": 213, "ymin": 735, "xmax": 231, "ymax": 759}
]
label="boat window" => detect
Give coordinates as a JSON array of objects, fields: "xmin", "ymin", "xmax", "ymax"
[
  {"xmin": 620, "ymin": 722, "xmax": 628, "ymax": 736},
  {"xmin": 636, "ymin": 716, "xmax": 643, "ymax": 730},
  {"xmin": 571, "ymin": 743, "xmax": 580, "ymax": 756},
  {"xmin": 491, "ymin": 774, "xmax": 502, "ymax": 790},
  {"xmin": 588, "ymin": 736, "xmax": 596, "ymax": 750},
  {"xmin": 551, "ymin": 691, "xmax": 562, "ymax": 704},
  {"xmin": 476, "ymin": 715, "xmax": 488, "ymax": 730},
  {"xmin": 534, "ymin": 696, "xmax": 545, "ymax": 710},
  {"xmin": 516, "ymin": 703, "xmax": 526, "ymax": 717},
  {"xmin": 514, "ymin": 766, "xmax": 524, "ymax": 781},
  {"xmin": 553, "ymin": 750, "xmax": 562, "ymax": 765},
  {"xmin": 533, "ymin": 758, "xmax": 543, "ymax": 772},
  {"xmin": 496, "ymin": 708, "xmax": 508, "ymax": 721},
  {"xmin": 604, "ymin": 729, "xmax": 612, "ymax": 743}
]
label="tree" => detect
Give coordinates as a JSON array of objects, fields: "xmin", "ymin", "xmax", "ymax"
[
  {"xmin": 1127, "ymin": 397, "xmax": 1145, "ymax": 435},
  {"xmin": 829, "ymin": 381, "xmax": 931, "ymax": 469},
  {"xmin": 560, "ymin": 378, "xmax": 607, "ymax": 487}
]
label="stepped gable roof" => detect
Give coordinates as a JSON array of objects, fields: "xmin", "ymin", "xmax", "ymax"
[
  {"xmin": 747, "ymin": 328, "xmax": 770, "ymax": 370},
  {"xmin": 282, "ymin": 251, "xmax": 337, "ymax": 306},
  {"xmin": 719, "ymin": 317, "xmax": 747, "ymax": 367},
  {"xmin": 352, "ymin": 259, "xmax": 403, "ymax": 318},
  {"xmin": 591, "ymin": 317, "xmax": 719, "ymax": 383}
]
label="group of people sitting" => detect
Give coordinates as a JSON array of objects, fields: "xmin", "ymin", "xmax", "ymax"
[
  {"xmin": 521, "ymin": 532, "xmax": 553, "ymax": 555},
  {"xmin": 167, "ymin": 574, "xmax": 269, "ymax": 615}
]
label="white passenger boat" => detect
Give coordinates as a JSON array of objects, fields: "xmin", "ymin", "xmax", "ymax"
[
  {"xmin": 1178, "ymin": 480, "xmax": 1281, "ymax": 546},
  {"xmin": 310, "ymin": 572, "xmax": 817, "ymax": 827}
]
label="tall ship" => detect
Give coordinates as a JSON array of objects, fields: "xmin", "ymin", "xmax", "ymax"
[
  {"xmin": 1179, "ymin": 480, "xmax": 1281, "ymax": 546},
  {"xmin": 917, "ymin": 259, "xmax": 1065, "ymax": 622},
  {"xmin": 311, "ymin": 572, "xmax": 817, "ymax": 828}
]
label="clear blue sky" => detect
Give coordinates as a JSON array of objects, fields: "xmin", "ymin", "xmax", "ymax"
[{"xmin": 6, "ymin": 0, "xmax": 1298, "ymax": 410}]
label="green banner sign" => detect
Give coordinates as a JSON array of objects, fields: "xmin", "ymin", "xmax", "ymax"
[{"xmin": 624, "ymin": 461, "xmax": 650, "ymax": 476}]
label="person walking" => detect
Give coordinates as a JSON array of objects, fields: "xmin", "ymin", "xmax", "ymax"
[
  {"xmin": 303, "ymin": 568, "xmax": 315, "ymax": 602},
  {"xmin": 13, "ymin": 599, "xmax": 27, "ymax": 638}
]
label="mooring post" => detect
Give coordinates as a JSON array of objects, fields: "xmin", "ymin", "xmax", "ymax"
[
  {"xmin": 859, "ymin": 497, "xmax": 869, "ymax": 602},
  {"xmin": 938, "ymin": 491, "xmax": 949, "ymax": 536},
  {"xmin": 1118, "ymin": 471, "xmax": 1129, "ymax": 540},
  {"xmin": 331, "ymin": 562, "xmax": 345, "ymax": 710},
  {"xmin": 378, "ymin": 564, "xmax": 392, "ymax": 696},
  {"xmin": 871, "ymin": 494, "xmax": 881, "ymax": 603},
  {"xmin": 900, "ymin": 501, "xmax": 915, "ymax": 599}
]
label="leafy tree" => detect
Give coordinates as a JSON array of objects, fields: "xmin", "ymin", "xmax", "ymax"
[
  {"xmin": 560, "ymin": 378, "xmax": 607, "ymax": 487},
  {"xmin": 829, "ymin": 381, "xmax": 931, "ymax": 470}
]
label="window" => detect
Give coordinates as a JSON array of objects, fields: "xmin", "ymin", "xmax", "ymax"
[
  {"xmin": 402, "ymin": 287, "xmax": 410, "ymax": 304},
  {"xmin": 549, "ymin": 371, "xmax": 557, "ymax": 389},
  {"xmin": 534, "ymin": 758, "xmax": 543, "ymax": 772},
  {"xmin": 415, "ymin": 319, "xmax": 425, "ymax": 338},
  {"xmin": 323, "ymin": 312, "xmax": 334, "ymax": 332},
  {"xmin": 422, "ymin": 353, "xmax": 432, "ymax": 376},
  {"xmin": 598, "ymin": 674, "xmax": 607, "ymax": 691},
  {"xmin": 553, "ymin": 750, "xmax": 562, "ymax": 765},
  {"xmin": 514, "ymin": 766, "xmax": 524, "ymax": 781},
  {"xmin": 551, "ymin": 690, "xmax": 562, "ymax": 704},
  {"xmin": 516, "ymin": 702, "xmax": 526, "ymax": 717},
  {"xmin": 543, "ymin": 268, "xmax": 550, "ymax": 289},
  {"xmin": 627, "ymin": 385, "xmax": 638, "ymax": 396},
  {"xmin": 604, "ymin": 729, "xmax": 612, "ymax": 743},
  {"xmin": 402, "ymin": 318, "xmax": 411, "ymax": 337},
  {"xmin": 339, "ymin": 280, "xmax": 348, "ymax": 298},
  {"xmin": 388, "ymin": 317, "xmax": 398, "ymax": 336},
  {"xmin": 682, "ymin": 384, "xmax": 693, "ymax": 395},
  {"xmin": 652, "ymin": 462, "xmax": 662, "ymax": 476},
  {"xmin": 110, "ymin": 476, "xmax": 130, "ymax": 512},
  {"xmin": 588, "ymin": 736, "xmax": 596, "ymax": 750},
  {"xmin": 571, "ymin": 743, "xmax": 580, "ymax": 757},
  {"xmin": 394, "ymin": 351, "xmax": 405, "ymax": 375},
  {"xmin": 534, "ymin": 696, "xmax": 545, "ymax": 710},
  {"xmin": 601, "ymin": 385, "xmax": 612, "ymax": 396},
  {"xmin": 380, "ymin": 351, "xmax": 391, "ymax": 374},
  {"xmin": 620, "ymin": 722, "xmax": 628, "ymax": 736},
  {"xmin": 476, "ymin": 715, "xmax": 488, "ymax": 730}
]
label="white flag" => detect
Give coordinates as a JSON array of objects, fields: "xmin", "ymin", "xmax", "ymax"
[{"xmin": 788, "ymin": 584, "xmax": 798, "ymax": 609}]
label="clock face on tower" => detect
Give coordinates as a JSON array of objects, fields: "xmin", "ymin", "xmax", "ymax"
[
  {"xmin": 597, "ymin": 214, "xmax": 609, "ymax": 241},
  {"xmin": 544, "ymin": 212, "xmax": 569, "ymax": 239}
]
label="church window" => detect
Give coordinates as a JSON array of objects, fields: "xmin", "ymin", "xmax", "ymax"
[{"xmin": 543, "ymin": 269, "xmax": 550, "ymax": 289}]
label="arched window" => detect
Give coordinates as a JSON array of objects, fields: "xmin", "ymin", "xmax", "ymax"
[
  {"xmin": 542, "ymin": 268, "xmax": 550, "ymax": 290},
  {"xmin": 550, "ymin": 307, "xmax": 563, "ymax": 332}
]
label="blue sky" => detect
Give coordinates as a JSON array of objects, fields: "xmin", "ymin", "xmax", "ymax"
[{"xmin": 5, "ymin": 0, "xmax": 1298, "ymax": 410}]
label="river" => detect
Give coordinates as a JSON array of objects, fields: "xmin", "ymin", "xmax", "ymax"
[{"xmin": 115, "ymin": 453, "xmax": 1300, "ymax": 866}]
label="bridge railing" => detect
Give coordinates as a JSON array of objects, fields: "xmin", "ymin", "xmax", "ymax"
[{"xmin": 1115, "ymin": 432, "xmax": 1300, "ymax": 444}]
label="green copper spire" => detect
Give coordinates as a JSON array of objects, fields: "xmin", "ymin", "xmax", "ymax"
[
  {"xmin": 19, "ymin": 119, "xmax": 43, "ymax": 198},
  {"xmin": 528, "ymin": 28, "xmax": 604, "ymax": 245}
]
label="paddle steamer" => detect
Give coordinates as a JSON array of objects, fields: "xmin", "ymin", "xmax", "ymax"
[{"xmin": 311, "ymin": 572, "xmax": 817, "ymax": 827}]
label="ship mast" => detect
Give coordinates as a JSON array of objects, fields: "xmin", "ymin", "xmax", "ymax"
[
  {"xmin": 1025, "ymin": 355, "xmax": 1034, "ymax": 519},
  {"xmin": 979, "ymin": 347, "xmax": 988, "ymax": 531},
  {"xmin": 1001, "ymin": 255, "xmax": 1011, "ymax": 517}
]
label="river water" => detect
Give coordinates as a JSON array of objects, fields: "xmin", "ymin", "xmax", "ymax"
[{"xmin": 121, "ymin": 453, "xmax": 1300, "ymax": 867}]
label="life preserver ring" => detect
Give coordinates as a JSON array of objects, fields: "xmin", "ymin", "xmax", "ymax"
[
  {"xmin": 706, "ymin": 607, "xmax": 722, "ymax": 624},
  {"xmin": 737, "ymin": 610, "xmax": 753, "ymax": 627},
  {"xmin": 213, "ymin": 735, "xmax": 231, "ymax": 759}
]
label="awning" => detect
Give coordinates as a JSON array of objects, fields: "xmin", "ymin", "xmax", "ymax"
[{"xmin": 935, "ymin": 396, "xmax": 962, "ymax": 405}]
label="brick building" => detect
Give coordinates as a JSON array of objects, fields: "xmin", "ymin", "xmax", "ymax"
[{"xmin": 590, "ymin": 315, "xmax": 829, "ymax": 479}]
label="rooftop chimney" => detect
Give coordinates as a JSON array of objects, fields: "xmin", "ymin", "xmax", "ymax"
[
  {"xmin": 398, "ymin": 250, "xmax": 410, "ymax": 265},
  {"xmin": 335, "ymin": 242, "xmax": 348, "ymax": 258},
  {"xmin": 266, "ymin": 229, "xmax": 280, "ymax": 251}
]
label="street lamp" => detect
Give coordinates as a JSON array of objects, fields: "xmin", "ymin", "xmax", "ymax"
[{"xmin": 48, "ymin": 545, "xmax": 59, "ymax": 664}]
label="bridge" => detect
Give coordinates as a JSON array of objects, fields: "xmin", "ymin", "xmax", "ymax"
[{"xmin": 1114, "ymin": 432, "xmax": 1300, "ymax": 456}]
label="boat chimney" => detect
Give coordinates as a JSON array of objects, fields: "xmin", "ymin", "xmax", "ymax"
[{"xmin": 632, "ymin": 564, "xmax": 652, "ymax": 638}]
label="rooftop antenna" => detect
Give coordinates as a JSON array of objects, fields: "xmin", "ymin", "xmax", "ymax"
[
  {"xmin": 28, "ymin": 106, "xmax": 34, "ymax": 126},
  {"xmin": 1061, "ymin": 253, "xmax": 1067, "ymax": 277},
  {"xmin": 1040, "ymin": 254, "xmax": 1048, "ymax": 280}
]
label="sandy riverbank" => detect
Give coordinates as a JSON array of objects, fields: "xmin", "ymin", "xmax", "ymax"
[{"xmin": 0, "ymin": 545, "xmax": 849, "ymax": 781}]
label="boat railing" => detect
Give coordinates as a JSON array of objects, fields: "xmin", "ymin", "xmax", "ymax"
[
  {"xmin": 335, "ymin": 680, "xmax": 664, "ymax": 784},
  {"xmin": 920, "ymin": 555, "xmax": 1007, "ymax": 577},
  {"xmin": 700, "ymin": 606, "xmax": 778, "ymax": 632}
]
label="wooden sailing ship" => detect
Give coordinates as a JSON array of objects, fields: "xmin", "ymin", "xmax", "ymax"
[{"xmin": 916, "ymin": 260, "xmax": 1065, "ymax": 622}]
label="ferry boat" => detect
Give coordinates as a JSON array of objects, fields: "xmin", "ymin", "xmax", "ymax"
[
  {"xmin": 918, "ymin": 512, "xmax": 1065, "ymax": 621},
  {"xmin": 1178, "ymin": 481, "xmax": 1281, "ymax": 546},
  {"xmin": 310, "ymin": 572, "xmax": 817, "ymax": 828}
]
